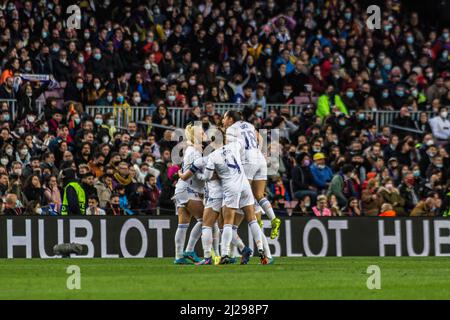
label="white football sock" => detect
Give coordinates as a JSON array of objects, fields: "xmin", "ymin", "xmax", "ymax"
[
  {"xmin": 221, "ymin": 224, "xmax": 233, "ymax": 257},
  {"xmin": 249, "ymin": 220, "xmax": 263, "ymax": 252},
  {"xmin": 201, "ymin": 226, "xmax": 212, "ymax": 258},
  {"xmin": 185, "ymin": 219, "xmax": 203, "ymax": 252},
  {"xmin": 174, "ymin": 223, "xmax": 189, "ymax": 259},
  {"xmin": 231, "ymin": 225, "xmax": 245, "ymax": 251},
  {"xmin": 260, "ymin": 227, "xmax": 272, "ymax": 259},
  {"xmin": 259, "ymin": 197, "xmax": 276, "ymax": 221},
  {"xmin": 212, "ymin": 222, "xmax": 220, "ymax": 256}
]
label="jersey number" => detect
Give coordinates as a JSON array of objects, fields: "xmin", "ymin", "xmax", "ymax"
[
  {"xmin": 242, "ymin": 130, "xmax": 257, "ymax": 150},
  {"xmin": 225, "ymin": 155, "xmax": 241, "ymax": 173}
]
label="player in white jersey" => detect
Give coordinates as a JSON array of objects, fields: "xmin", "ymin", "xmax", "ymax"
[
  {"xmin": 179, "ymin": 154, "xmax": 253, "ymax": 265},
  {"xmin": 223, "ymin": 110, "xmax": 281, "ymax": 241},
  {"xmin": 202, "ymin": 135, "xmax": 268, "ymax": 264},
  {"xmin": 173, "ymin": 123, "xmax": 205, "ymax": 264}
]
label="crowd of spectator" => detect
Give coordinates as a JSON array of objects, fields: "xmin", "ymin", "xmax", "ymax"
[{"xmin": 0, "ymin": 0, "xmax": 448, "ymax": 217}]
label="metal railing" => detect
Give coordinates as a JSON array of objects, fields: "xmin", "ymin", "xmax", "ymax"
[
  {"xmin": 1, "ymin": 95, "xmax": 438, "ymax": 131},
  {"xmin": 0, "ymin": 98, "xmax": 45, "ymax": 121},
  {"xmin": 86, "ymin": 105, "xmax": 188, "ymax": 129}
]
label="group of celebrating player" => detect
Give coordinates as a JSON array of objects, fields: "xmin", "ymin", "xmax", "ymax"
[{"xmin": 172, "ymin": 110, "xmax": 281, "ymax": 265}]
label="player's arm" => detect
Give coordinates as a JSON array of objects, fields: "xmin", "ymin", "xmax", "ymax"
[
  {"xmin": 255, "ymin": 128, "xmax": 264, "ymax": 150},
  {"xmin": 178, "ymin": 169, "xmax": 194, "ymax": 181},
  {"xmin": 201, "ymin": 157, "xmax": 215, "ymax": 181}
]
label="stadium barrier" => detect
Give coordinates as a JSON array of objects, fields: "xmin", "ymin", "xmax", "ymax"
[
  {"xmin": 85, "ymin": 104, "xmax": 436, "ymax": 130},
  {"xmin": 1, "ymin": 216, "xmax": 449, "ymax": 258}
]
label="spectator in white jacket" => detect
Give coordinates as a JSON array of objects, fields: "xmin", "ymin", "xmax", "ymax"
[{"xmin": 429, "ymin": 106, "xmax": 450, "ymax": 145}]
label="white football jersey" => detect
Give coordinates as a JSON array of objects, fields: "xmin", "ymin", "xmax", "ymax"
[
  {"xmin": 175, "ymin": 145, "xmax": 204, "ymax": 194},
  {"xmin": 205, "ymin": 141, "xmax": 246, "ymax": 194},
  {"xmin": 226, "ymin": 120, "xmax": 260, "ymax": 165},
  {"xmin": 191, "ymin": 156, "xmax": 222, "ymax": 199}
]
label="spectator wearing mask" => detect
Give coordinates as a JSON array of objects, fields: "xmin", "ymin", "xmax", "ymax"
[
  {"xmin": 398, "ymin": 172, "xmax": 421, "ymax": 212},
  {"xmin": 316, "ymin": 85, "xmax": 349, "ymax": 120},
  {"xmin": 43, "ymin": 175, "xmax": 62, "ymax": 212},
  {"xmin": 60, "ymin": 168, "xmax": 86, "ymax": 216},
  {"xmin": 327, "ymin": 164, "xmax": 357, "ymax": 208},
  {"xmin": 3, "ymin": 193, "xmax": 24, "ymax": 216},
  {"xmin": 378, "ymin": 177, "xmax": 406, "ymax": 216},
  {"xmin": 429, "ymin": 106, "xmax": 450, "ymax": 145},
  {"xmin": 361, "ymin": 178, "xmax": 384, "ymax": 216},
  {"xmin": 410, "ymin": 195, "xmax": 439, "ymax": 217},
  {"xmin": 105, "ymin": 194, "xmax": 124, "ymax": 216},
  {"xmin": 291, "ymin": 152, "xmax": 317, "ymax": 202},
  {"xmin": 310, "ymin": 153, "xmax": 333, "ymax": 192}
]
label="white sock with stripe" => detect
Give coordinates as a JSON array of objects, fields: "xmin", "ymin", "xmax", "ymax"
[
  {"xmin": 212, "ymin": 222, "xmax": 220, "ymax": 256},
  {"xmin": 249, "ymin": 220, "xmax": 263, "ymax": 252},
  {"xmin": 174, "ymin": 223, "xmax": 189, "ymax": 259},
  {"xmin": 260, "ymin": 227, "xmax": 272, "ymax": 259},
  {"xmin": 201, "ymin": 226, "xmax": 212, "ymax": 259},
  {"xmin": 259, "ymin": 197, "xmax": 276, "ymax": 221},
  {"xmin": 231, "ymin": 225, "xmax": 245, "ymax": 251},
  {"xmin": 221, "ymin": 224, "xmax": 233, "ymax": 257},
  {"xmin": 185, "ymin": 219, "xmax": 203, "ymax": 252}
]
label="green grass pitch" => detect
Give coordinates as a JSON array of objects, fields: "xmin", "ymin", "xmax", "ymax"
[{"xmin": 0, "ymin": 257, "xmax": 450, "ymax": 299}]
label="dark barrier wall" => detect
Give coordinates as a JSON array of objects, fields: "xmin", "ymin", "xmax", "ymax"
[{"xmin": 1, "ymin": 216, "xmax": 450, "ymax": 258}]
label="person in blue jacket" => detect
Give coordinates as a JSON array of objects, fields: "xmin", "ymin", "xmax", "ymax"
[{"xmin": 310, "ymin": 153, "xmax": 333, "ymax": 192}]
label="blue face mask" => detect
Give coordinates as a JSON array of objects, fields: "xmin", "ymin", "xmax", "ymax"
[
  {"xmin": 94, "ymin": 53, "xmax": 102, "ymax": 60},
  {"xmin": 344, "ymin": 13, "xmax": 352, "ymax": 20},
  {"xmin": 346, "ymin": 91, "xmax": 354, "ymax": 99},
  {"xmin": 76, "ymin": 83, "xmax": 83, "ymax": 90},
  {"xmin": 94, "ymin": 118, "xmax": 103, "ymax": 125},
  {"xmin": 368, "ymin": 62, "xmax": 376, "ymax": 69},
  {"xmin": 396, "ymin": 90, "xmax": 404, "ymax": 97},
  {"xmin": 406, "ymin": 36, "xmax": 414, "ymax": 45},
  {"xmin": 382, "ymin": 92, "xmax": 389, "ymax": 98},
  {"xmin": 3, "ymin": 114, "xmax": 10, "ymax": 121},
  {"xmin": 358, "ymin": 114, "xmax": 365, "ymax": 120},
  {"xmin": 384, "ymin": 64, "xmax": 392, "ymax": 71},
  {"xmin": 107, "ymin": 96, "xmax": 113, "ymax": 103},
  {"xmin": 117, "ymin": 96, "xmax": 124, "ymax": 103},
  {"xmin": 413, "ymin": 170, "xmax": 421, "ymax": 177},
  {"xmin": 376, "ymin": 79, "xmax": 383, "ymax": 85}
]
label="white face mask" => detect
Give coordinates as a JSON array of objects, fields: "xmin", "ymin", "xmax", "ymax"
[
  {"xmin": 144, "ymin": 63, "xmax": 151, "ymax": 70},
  {"xmin": 133, "ymin": 97, "xmax": 141, "ymax": 104},
  {"xmin": 441, "ymin": 111, "xmax": 448, "ymax": 119},
  {"xmin": 36, "ymin": 208, "xmax": 43, "ymax": 215},
  {"xmin": 14, "ymin": 169, "xmax": 22, "ymax": 176},
  {"xmin": 27, "ymin": 116, "xmax": 35, "ymax": 122},
  {"xmin": 18, "ymin": 128, "xmax": 25, "ymax": 135},
  {"xmin": 132, "ymin": 146, "xmax": 140, "ymax": 153},
  {"xmin": 102, "ymin": 136, "xmax": 110, "ymax": 143},
  {"xmin": 0, "ymin": 158, "xmax": 8, "ymax": 166},
  {"xmin": 94, "ymin": 83, "xmax": 101, "ymax": 90}
]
